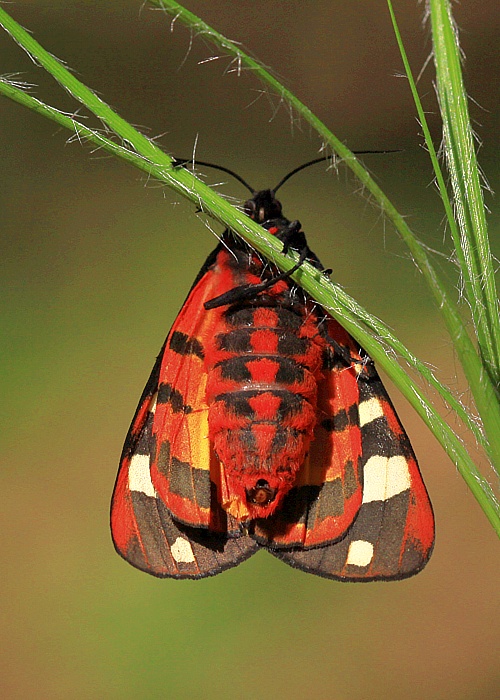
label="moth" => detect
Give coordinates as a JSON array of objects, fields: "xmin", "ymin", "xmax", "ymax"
[{"xmin": 111, "ymin": 160, "xmax": 434, "ymax": 580}]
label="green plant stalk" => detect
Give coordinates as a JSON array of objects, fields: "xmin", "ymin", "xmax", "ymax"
[
  {"xmin": 0, "ymin": 77, "xmax": 487, "ymax": 454},
  {"xmin": 1, "ymin": 6, "xmax": 498, "ymax": 531},
  {"xmin": 387, "ymin": 1, "xmax": 500, "ymax": 474},
  {"xmin": 389, "ymin": 0, "xmax": 497, "ymax": 378},
  {"xmin": 430, "ymin": 0, "xmax": 500, "ymax": 383}
]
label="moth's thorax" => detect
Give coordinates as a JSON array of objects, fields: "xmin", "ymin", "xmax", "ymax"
[{"xmin": 204, "ymin": 261, "xmax": 326, "ymax": 520}]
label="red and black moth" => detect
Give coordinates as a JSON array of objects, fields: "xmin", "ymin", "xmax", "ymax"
[{"xmin": 111, "ymin": 160, "xmax": 434, "ymax": 581}]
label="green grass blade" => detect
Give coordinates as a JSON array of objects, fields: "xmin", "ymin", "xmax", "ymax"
[
  {"xmin": 430, "ymin": 0, "xmax": 500, "ymax": 381},
  {"xmin": 387, "ymin": 0, "xmax": 500, "ymax": 473}
]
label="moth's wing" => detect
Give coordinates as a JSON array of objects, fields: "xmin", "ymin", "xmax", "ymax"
[
  {"xmin": 251, "ymin": 317, "xmax": 364, "ymax": 549},
  {"xmin": 111, "ymin": 245, "xmax": 258, "ymax": 576},
  {"xmin": 269, "ymin": 318, "xmax": 435, "ymax": 581},
  {"xmin": 146, "ymin": 244, "xmax": 249, "ymax": 535}
]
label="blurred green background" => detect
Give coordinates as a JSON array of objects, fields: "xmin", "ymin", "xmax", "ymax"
[{"xmin": 1, "ymin": 2, "xmax": 499, "ymax": 699}]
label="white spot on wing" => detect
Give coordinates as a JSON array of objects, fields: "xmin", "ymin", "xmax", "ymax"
[
  {"xmin": 171, "ymin": 537, "xmax": 195, "ymax": 563},
  {"xmin": 149, "ymin": 392, "xmax": 158, "ymax": 414},
  {"xmin": 359, "ymin": 398, "xmax": 384, "ymax": 426},
  {"xmin": 362, "ymin": 455, "xmax": 411, "ymax": 503},
  {"xmin": 346, "ymin": 540, "xmax": 374, "ymax": 567},
  {"xmin": 128, "ymin": 453, "xmax": 156, "ymax": 497}
]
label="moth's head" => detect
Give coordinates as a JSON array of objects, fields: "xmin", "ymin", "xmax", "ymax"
[{"xmin": 244, "ymin": 189, "xmax": 283, "ymax": 224}]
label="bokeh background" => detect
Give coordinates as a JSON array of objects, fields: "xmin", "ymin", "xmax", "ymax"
[{"xmin": 2, "ymin": 2, "xmax": 499, "ymax": 698}]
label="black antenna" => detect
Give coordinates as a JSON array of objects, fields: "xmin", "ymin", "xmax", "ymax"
[
  {"xmin": 272, "ymin": 151, "xmax": 400, "ymax": 192},
  {"xmin": 272, "ymin": 158, "xmax": 329, "ymax": 193},
  {"xmin": 173, "ymin": 158, "xmax": 255, "ymax": 194},
  {"xmin": 174, "ymin": 150, "xmax": 399, "ymax": 197}
]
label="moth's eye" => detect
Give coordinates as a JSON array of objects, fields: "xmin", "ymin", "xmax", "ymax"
[{"xmin": 244, "ymin": 199, "xmax": 257, "ymax": 218}]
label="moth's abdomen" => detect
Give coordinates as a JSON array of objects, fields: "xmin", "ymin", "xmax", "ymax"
[{"xmin": 205, "ymin": 296, "xmax": 325, "ymax": 520}]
